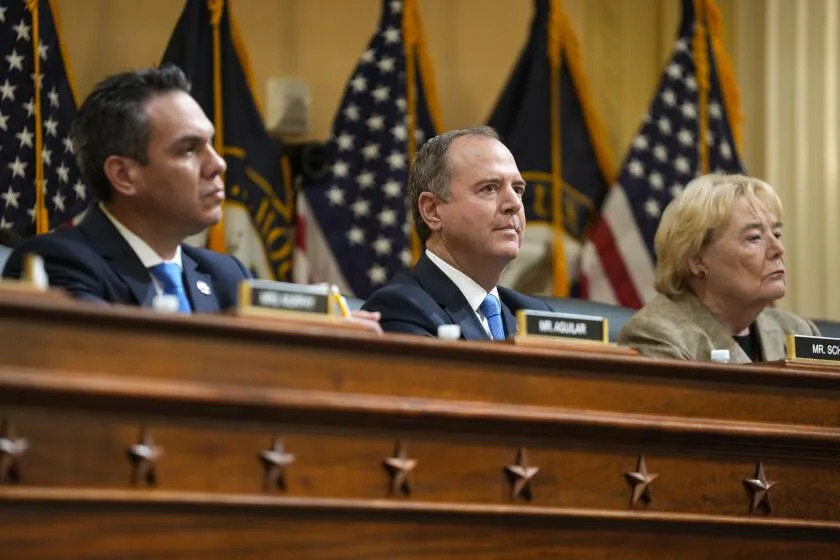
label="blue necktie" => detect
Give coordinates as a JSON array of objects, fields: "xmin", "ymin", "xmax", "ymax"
[
  {"xmin": 479, "ymin": 293, "xmax": 505, "ymax": 341},
  {"xmin": 148, "ymin": 263, "xmax": 191, "ymax": 313}
]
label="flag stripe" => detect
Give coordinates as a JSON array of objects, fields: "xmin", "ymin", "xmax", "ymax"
[
  {"xmin": 293, "ymin": 193, "xmax": 351, "ymax": 292},
  {"xmin": 579, "ymin": 239, "xmax": 616, "ymax": 305},
  {"xmin": 600, "ymin": 186, "xmax": 654, "ymax": 306},
  {"xmin": 588, "ymin": 205, "xmax": 646, "ymax": 309}
]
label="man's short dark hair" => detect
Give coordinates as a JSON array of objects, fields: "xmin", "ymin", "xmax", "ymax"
[
  {"xmin": 71, "ymin": 65, "xmax": 192, "ymax": 202},
  {"xmin": 408, "ymin": 125, "xmax": 499, "ymax": 243}
]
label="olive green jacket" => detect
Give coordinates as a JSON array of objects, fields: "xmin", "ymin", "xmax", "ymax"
[{"xmin": 618, "ymin": 292, "xmax": 820, "ymax": 363}]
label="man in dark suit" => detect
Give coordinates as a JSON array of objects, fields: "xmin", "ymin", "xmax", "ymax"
[
  {"xmin": 363, "ymin": 126, "xmax": 549, "ymax": 339},
  {"xmin": 3, "ymin": 66, "xmax": 248, "ymax": 312}
]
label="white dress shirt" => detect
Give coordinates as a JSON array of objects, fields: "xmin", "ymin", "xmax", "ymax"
[
  {"xmin": 99, "ymin": 203, "xmax": 183, "ymax": 297},
  {"xmin": 425, "ymin": 249, "xmax": 500, "ymax": 337}
]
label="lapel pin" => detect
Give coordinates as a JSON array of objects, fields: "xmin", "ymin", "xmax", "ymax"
[{"xmin": 196, "ymin": 280, "xmax": 212, "ymax": 295}]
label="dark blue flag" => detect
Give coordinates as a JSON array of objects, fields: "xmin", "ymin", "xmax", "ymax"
[
  {"xmin": 0, "ymin": 0, "xmax": 87, "ymax": 237},
  {"xmin": 296, "ymin": 0, "xmax": 441, "ymax": 297},
  {"xmin": 581, "ymin": 0, "xmax": 744, "ymax": 308},
  {"xmin": 488, "ymin": 0, "xmax": 614, "ymax": 296},
  {"xmin": 162, "ymin": 0, "xmax": 293, "ymax": 280}
]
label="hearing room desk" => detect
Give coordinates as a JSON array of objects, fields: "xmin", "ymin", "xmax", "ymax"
[{"xmin": 0, "ymin": 291, "xmax": 838, "ymax": 558}]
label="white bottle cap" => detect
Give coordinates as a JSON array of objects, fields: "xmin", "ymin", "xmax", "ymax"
[
  {"xmin": 152, "ymin": 294, "xmax": 180, "ymax": 313},
  {"xmin": 437, "ymin": 324, "xmax": 461, "ymax": 340},
  {"xmin": 710, "ymin": 349, "xmax": 731, "ymax": 363}
]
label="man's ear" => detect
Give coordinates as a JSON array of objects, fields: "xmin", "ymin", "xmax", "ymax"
[
  {"xmin": 418, "ymin": 191, "xmax": 443, "ymax": 233},
  {"xmin": 103, "ymin": 155, "xmax": 139, "ymax": 197}
]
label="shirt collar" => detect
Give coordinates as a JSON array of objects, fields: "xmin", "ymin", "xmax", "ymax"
[
  {"xmin": 99, "ymin": 203, "xmax": 182, "ymax": 269},
  {"xmin": 425, "ymin": 249, "xmax": 499, "ymax": 313}
]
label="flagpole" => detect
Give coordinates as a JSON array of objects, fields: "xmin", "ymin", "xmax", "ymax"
[
  {"xmin": 548, "ymin": 0, "xmax": 569, "ymax": 297},
  {"xmin": 28, "ymin": 0, "xmax": 48, "ymax": 234},
  {"xmin": 694, "ymin": 0, "xmax": 710, "ymax": 174},
  {"xmin": 207, "ymin": 0, "xmax": 226, "ymax": 253},
  {"xmin": 702, "ymin": 0, "xmax": 743, "ymax": 153},
  {"xmin": 403, "ymin": 0, "xmax": 421, "ymax": 265},
  {"xmin": 48, "ymin": 0, "xmax": 78, "ymax": 106}
]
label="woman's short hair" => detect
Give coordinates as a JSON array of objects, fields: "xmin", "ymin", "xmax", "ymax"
[{"xmin": 654, "ymin": 173, "xmax": 783, "ymax": 297}]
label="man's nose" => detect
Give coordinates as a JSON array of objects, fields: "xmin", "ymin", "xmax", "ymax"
[
  {"xmin": 500, "ymin": 184, "xmax": 523, "ymax": 214},
  {"xmin": 206, "ymin": 144, "xmax": 227, "ymax": 176}
]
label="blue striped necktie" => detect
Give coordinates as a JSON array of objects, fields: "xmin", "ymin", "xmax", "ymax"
[
  {"xmin": 148, "ymin": 263, "xmax": 191, "ymax": 313},
  {"xmin": 479, "ymin": 293, "xmax": 505, "ymax": 340}
]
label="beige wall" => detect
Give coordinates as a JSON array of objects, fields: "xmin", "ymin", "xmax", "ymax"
[
  {"xmin": 57, "ymin": 0, "xmax": 736, "ymax": 167},
  {"xmin": 57, "ymin": 0, "xmax": 688, "ymax": 167}
]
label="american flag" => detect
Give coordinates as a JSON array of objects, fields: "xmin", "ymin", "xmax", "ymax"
[
  {"xmin": 580, "ymin": 0, "xmax": 743, "ymax": 308},
  {"xmin": 295, "ymin": 0, "xmax": 440, "ymax": 297},
  {"xmin": 0, "ymin": 0, "xmax": 86, "ymax": 237}
]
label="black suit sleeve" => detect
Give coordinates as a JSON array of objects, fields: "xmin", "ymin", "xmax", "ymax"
[
  {"xmin": 362, "ymin": 284, "xmax": 443, "ymax": 337},
  {"xmin": 230, "ymin": 254, "xmax": 252, "ymax": 279},
  {"xmin": 3, "ymin": 235, "xmax": 110, "ymax": 303},
  {"xmin": 211, "ymin": 253, "xmax": 251, "ymax": 310}
]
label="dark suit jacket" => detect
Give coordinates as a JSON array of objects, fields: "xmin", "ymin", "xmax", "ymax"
[
  {"xmin": 2, "ymin": 205, "xmax": 250, "ymax": 312},
  {"xmin": 362, "ymin": 252, "xmax": 551, "ymax": 339}
]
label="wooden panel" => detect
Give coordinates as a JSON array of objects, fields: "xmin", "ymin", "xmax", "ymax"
[
  {"xmin": 4, "ymin": 411, "xmax": 839, "ymax": 519},
  {"xmin": 2, "ymin": 293, "xmax": 840, "ymax": 427},
  {"xmin": 2, "ymin": 379, "xmax": 839, "ymax": 519},
  {"xmin": 2, "ymin": 292, "xmax": 840, "ymax": 557},
  {"xmin": 2, "ymin": 489, "xmax": 840, "ymax": 559}
]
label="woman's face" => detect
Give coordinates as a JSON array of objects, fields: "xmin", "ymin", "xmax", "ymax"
[{"xmin": 694, "ymin": 195, "xmax": 786, "ymax": 309}]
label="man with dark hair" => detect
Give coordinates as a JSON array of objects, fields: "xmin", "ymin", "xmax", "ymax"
[
  {"xmin": 363, "ymin": 126, "xmax": 549, "ymax": 339},
  {"xmin": 3, "ymin": 65, "xmax": 249, "ymax": 311}
]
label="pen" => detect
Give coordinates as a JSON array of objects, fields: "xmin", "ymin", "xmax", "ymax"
[{"xmin": 331, "ymin": 284, "xmax": 351, "ymax": 318}]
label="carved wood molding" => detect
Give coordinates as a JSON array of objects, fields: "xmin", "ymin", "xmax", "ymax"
[
  {"xmin": 1, "ymin": 366, "xmax": 839, "ymax": 460},
  {"xmin": 1, "ymin": 486, "xmax": 839, "ymax": 539},
  {"xmin": 4, "ymin": 292, "xmax": 840, "ymax": 392}
]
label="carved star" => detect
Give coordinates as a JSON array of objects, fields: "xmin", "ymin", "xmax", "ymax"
[
  {"xmin": 126, "ymin": 427, "xmax": 162, "ymax": 487},
  {"xmin": 625, "ymin": 454, "xmax": 658, "ymax": 506},
  {"xmin": 383, "ymin": 440, "xmax": 417, "ymax": 495},
  {"xmin": 0, "ymin": 418, "xmax": 29, "ymax": 484},
  {"xmin": 259, "ymin": 435, "xmax": 296, "ymax": 491},
  {"xmin": 504, "ymin": 447, "xmax": 539, "ymax": 501},
  {"xmin": 743, "ymin": 462, "xmax": 777, "ymax": 514}
]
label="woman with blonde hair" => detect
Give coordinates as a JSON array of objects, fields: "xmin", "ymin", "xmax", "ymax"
[{"xmin": 619, "ymin": 174, "xmax": 819, "ymax": 362}]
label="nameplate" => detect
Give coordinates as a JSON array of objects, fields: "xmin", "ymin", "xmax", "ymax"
[
  {"xmin": 786, "ymin": 334, "xmax": 840, "ymax": 365},
  {"xmin": 516, "ymin": 309, "xmax": 608, "ymax": 344},
  {"xmin": 239, "ymin": 280, "xmax": 336, "ymax": 317}
]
